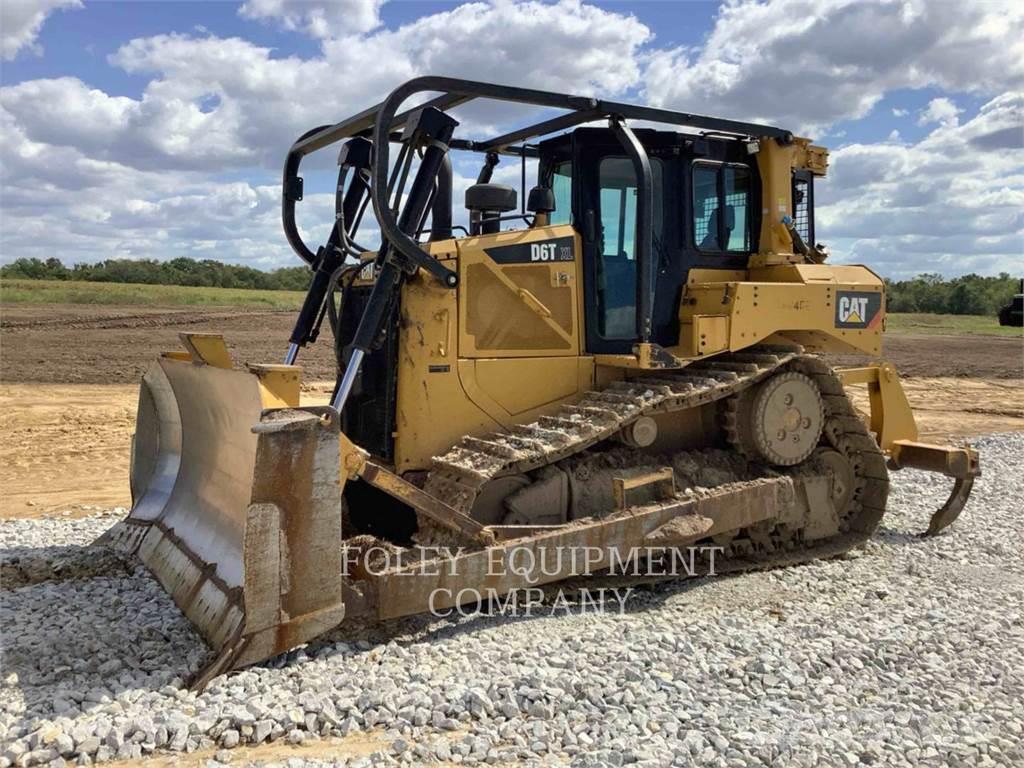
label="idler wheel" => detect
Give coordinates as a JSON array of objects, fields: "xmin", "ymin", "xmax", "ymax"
[{"xmin": 728, "ymin": 371, "xmax": 824, "ymax": 466}]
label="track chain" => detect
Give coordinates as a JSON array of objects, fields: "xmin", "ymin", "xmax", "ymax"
[
  {"xmin": 702, "ymin": 355, "xmax": 889, "ymax": 570},
  {"xmin": 423, "ymin": 347, "xmax": 890, "ymax": 575},
  {"xmin": 425, "ymin": 345, "xmax": 804, "ymax": 515}
]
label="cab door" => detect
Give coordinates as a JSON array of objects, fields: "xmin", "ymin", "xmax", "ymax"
[{"xmin": 574, "ymin": 131, "xmax": 667, "ymax": 355}]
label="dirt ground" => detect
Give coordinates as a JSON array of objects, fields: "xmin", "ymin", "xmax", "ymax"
[
  {"xmin": 1, "ymin": 303, "xmax": 1021, "ymax": 519},
  {"xmin": 830, "ymin": 334, "xmax": 1023, "ymax": 380},
  {"xmin": 0, "ymin": 304, "xmax": 338, "ymax": 384}
]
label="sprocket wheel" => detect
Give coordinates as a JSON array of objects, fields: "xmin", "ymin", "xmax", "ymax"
[{"xmin": 726, "ymin": 370, "xmax": 824, "ymax": 466}]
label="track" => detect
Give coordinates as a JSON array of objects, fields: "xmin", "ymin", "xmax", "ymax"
[
  {"xmin": 426, "ymin": 347, "xmax": 803, "ymax": 512},
  {"xmin": 423, "ymin": 346, "xmax": 889, "ymax": 574}
]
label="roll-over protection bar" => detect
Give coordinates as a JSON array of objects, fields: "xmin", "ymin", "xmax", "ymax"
[{"xmin": 281, "ymin": 76, "xmax": 792, "ymax": 269}]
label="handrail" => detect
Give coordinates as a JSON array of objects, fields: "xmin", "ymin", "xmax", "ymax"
[{"xmin": 610, "ymin": 117, "xmax": 654, "ymax": 343}]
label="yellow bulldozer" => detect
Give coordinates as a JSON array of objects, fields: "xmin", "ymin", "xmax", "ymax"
[{"xmin": 101, "ymin": 77, "xmax": 980, "ymax": 688}]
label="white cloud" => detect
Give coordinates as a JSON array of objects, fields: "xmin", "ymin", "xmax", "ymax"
[
  {"xmin": 642, "ymin": 0, "xmax": 1024, "ymax": 133},
  {"xmin": 817, "ymin": 92, "xmax": 1024, "ymax": 278},
  {"xmin": 0, "ymin": 74, "xmax": 257, "ymax": 170},
  {"xmin": 1, "ymin": 1, "xmax": 649, "ymax": 265},
  {"xmin": 0, "ymin": 156, "xmax": 337, "ymax": 267},
  {"xmin": 956, "ymin": 91, "xmax": 1024, "ymax": 151},
  {"xmin": 917, "ymin": 96, "xmax": 961, "ymax": 127},
  {"xmin": 355, "ymin": 0, "xmax": 650, "ymax": 95},
  {"xmin": 1, "ymin": 1, "xmax": 649, "ymax": 173},
  {"xmin": 239, "ymin": 0, "xmax": 385, "ymax": 37},
  {"xmin": 1, "ymin": 0, "xmax": 80, "ymax": 60},
  {"xmin": 892, "ymin": 107, "xmax": 909, "ymax": 117}
]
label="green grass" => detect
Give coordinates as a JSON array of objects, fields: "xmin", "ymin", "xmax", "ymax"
[
  {"xmin": 0, "ymin": 278, "xmax": 305, "ymax": 309},
  {"xmin": 886, "ymin": 312, "xmax": 1022, "ymax": 337}
]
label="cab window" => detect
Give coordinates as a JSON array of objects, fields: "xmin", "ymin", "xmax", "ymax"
[
  {"xmin": 596, "ymin": 156, "xmax": 663, "ymax": 339},
  {"xmin": 692, "ymin": 162, "xmax": 751, "ymax": 253},
  {"xmin": 549, "ymin": 161, "xmax": 572, "ymax": 226}
]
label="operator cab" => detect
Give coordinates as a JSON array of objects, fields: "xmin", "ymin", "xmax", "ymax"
[{"xmin": 530, "ymin": 128, "xmax": 814, "ymax": 355}]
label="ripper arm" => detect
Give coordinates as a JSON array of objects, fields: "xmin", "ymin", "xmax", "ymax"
[{"xmin": 838, "ymin": 363, "xmax": 980, "ymax": 535}]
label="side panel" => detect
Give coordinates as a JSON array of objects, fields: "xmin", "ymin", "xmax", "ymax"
[
  {"xmin": 394, "ymin": 266, "xmax": 501, "ymax": 474},
  {"xmin": 675, "ymin": 263, "xmax": 884, "ymax": 357},
  {"xmin": 395, "ymin": 227, "xmax": 597, "ymax": 474},
  {"xmin": 460, "ymin": 357, "xmax": 594, "ymax": 428},
  {"xmin": 458, "ymin": 225, "xmax": 581, "ymax": 358}
]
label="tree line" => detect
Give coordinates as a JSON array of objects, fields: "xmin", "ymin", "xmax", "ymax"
[
  {"xmin": 1, "ymin": 257, "xmax": 1020, "ymax": 315},
  {"xmin": 0, "ymin": 257, "xmax": 311, "ymax": 292},
  {"xmin": 884, "ymin": 272, "xmax": 1020, "ymax": 315}
]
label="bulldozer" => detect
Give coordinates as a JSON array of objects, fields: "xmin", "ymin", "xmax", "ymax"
[{"xmin": 101, "ymin": 77, "xmax": 980, "ymax": 688}]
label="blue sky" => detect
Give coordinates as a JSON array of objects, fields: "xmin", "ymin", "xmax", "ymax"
[{"xmin": 1, "ymin": 0, "xmax": 1022, "ymax": 278}]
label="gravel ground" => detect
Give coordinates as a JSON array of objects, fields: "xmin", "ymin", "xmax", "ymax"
[{"xmin": 2, "ymin": 432, "xmax": 1022, "ymax": 768}]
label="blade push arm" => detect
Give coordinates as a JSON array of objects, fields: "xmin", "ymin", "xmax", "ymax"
[{"xmin": 332, "ymin": 107, "xmax": 459, "ymax": 413}]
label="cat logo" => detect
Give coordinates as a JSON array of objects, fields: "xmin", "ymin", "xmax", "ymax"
[
  {"xmin": 839, "ymin": 295, "xmax": 867, "ymax": 323},
  {"xmin": 835, "ymin": 290, "xmax": 882, "ymax": 329}
]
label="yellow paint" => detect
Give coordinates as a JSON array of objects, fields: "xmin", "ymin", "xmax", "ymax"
[
  {"xmin": 470, "ymin": 357, "xmax": 588, "ymax": 418},
  {"xmin": 391, "ymin": 226, "xmax": 598, "ymax": 472},
  {"xmin": 838, "ymin": 363, "xmax": 919, "ymax": 450},
  {"xmin": 593, "ymin": 354, "xmax": 643, "ymax": 369},
  {"xmin": 179, "ymin": 332, "xmax": 232, "ymax": 369},
  {"xmin": 751, "ymin": 136, "xmax": 828, "ymax": 266},
  {"xmin": 339, "ymin": 432, "xmax": 368, "ymax": 481},
  {"xmin": 393, "ymin": 268, "xmax": 501, "ymax": 473},
  {"xmin": 249, "ymin": 364, "xmax": 301, "ymax": 408},
  {"xmin": 675, "ymin": 263, "xmax": 884, "ymax": 357},
  {"xmin": 593, "ymin": 343, "xmax": 689, "ymax": 371},
  {"xmin": 754, "ymin": 139, "xmax": 800, "ymax": 263},
  {"xmin": 687, "ymin": 268, "xmax": 747, "ymax": 284},
  {"xmin": 392, "ymin": 236, "xmax": 593, "ymax": 472},
  {"xmin": 685, "ymin": 315, "xmax": 729, "ymax": 357},
  {"xmin": 457, "ymin": 225, "xmax": 581, "ymax": 358}
]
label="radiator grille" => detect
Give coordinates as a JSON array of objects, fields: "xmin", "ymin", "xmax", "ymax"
[
  {"xmin": 465, "ymin": 263, "xmax": 572, "ymax": 351},
  {"xmin": 339, "ymin": 286, "xmax": 398, "ymax": 462}
]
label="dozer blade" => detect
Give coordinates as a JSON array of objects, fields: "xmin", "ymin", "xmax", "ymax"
[{"xmin": 98, "ymin": 334, "xmax": 345, "ymax": 688}]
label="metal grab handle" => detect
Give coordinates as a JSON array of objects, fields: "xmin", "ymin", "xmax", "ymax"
[{"xmin": 516, "ymin": 287, "xmax": 552, "ymax": 318}]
